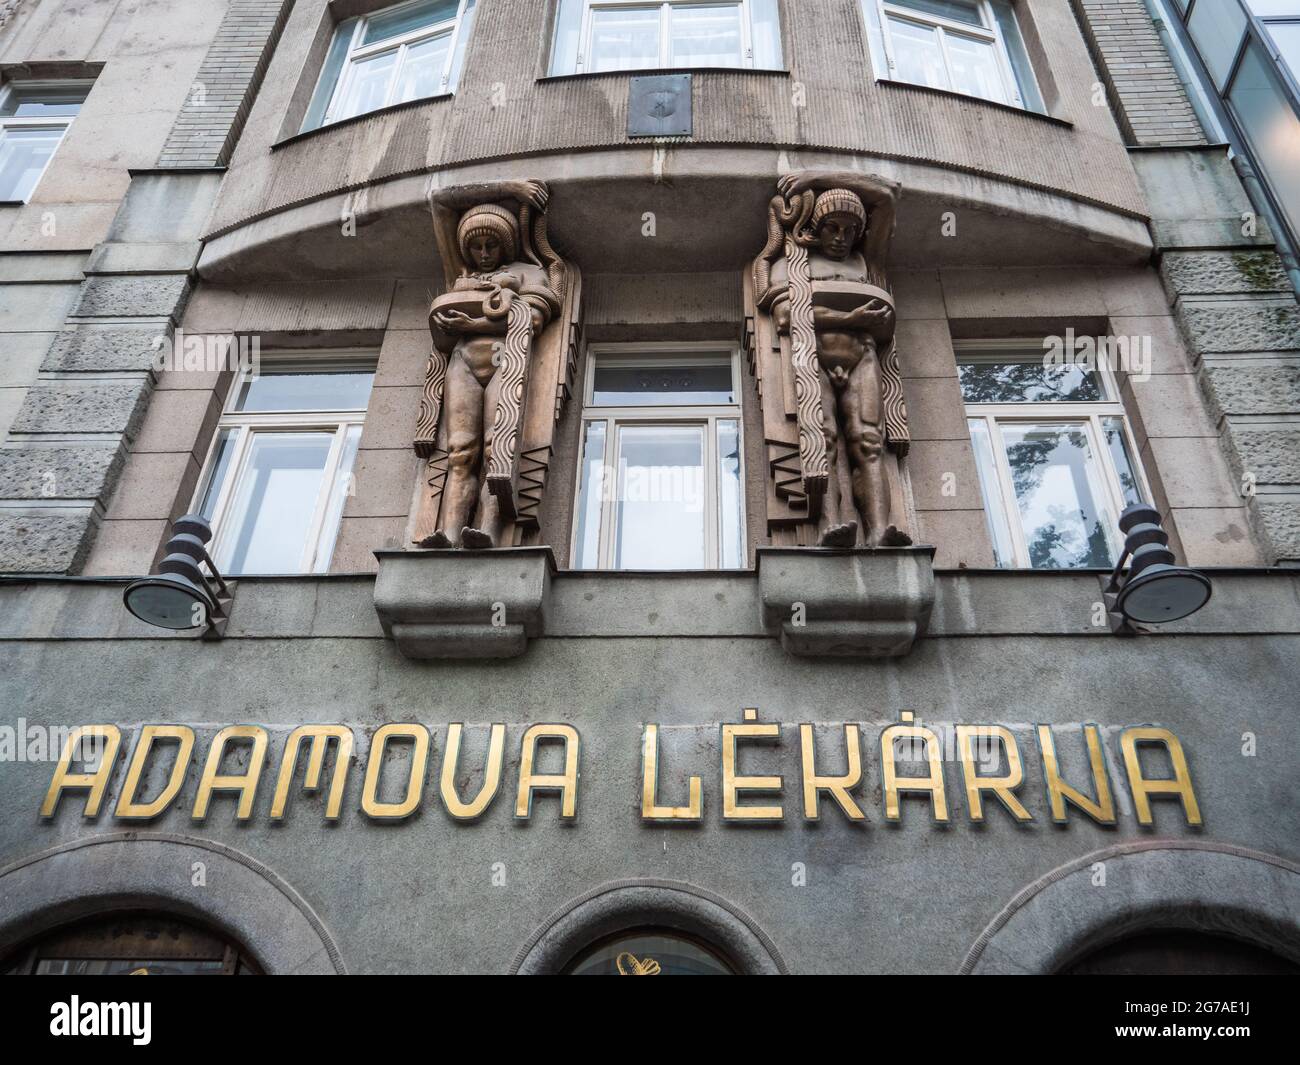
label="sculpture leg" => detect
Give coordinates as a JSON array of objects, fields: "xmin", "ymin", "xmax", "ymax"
[
  {"xmin": 462, "ymin": 368, "xmax": 504, "ymax": 549},
  {"xmin": 841, "ymin": 353, "xmax": 910, "ymax": 547},
  {"xmin": 818, "ymin": 370, "xmax": 857, "ymax": 548},
  {"xmin": 438, "ymin": 355, "xmax": 485, "ymax": 547}
]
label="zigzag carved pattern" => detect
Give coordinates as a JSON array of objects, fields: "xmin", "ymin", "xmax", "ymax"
[
  {"xmin": 516, "ymin": 445, "xmax": 551, "ymax": 527},
  {"xmin": 411, "ymin": 450, "xmax": 449, "ymax": 546}
]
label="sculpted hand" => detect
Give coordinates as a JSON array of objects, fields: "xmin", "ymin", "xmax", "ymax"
[
  {"xmin": 434, "ymin": 310, "xmax": 474, "ymax": 331},
  {"xmin": 510, "ymin": 180, "xmax": 549, "ymax": 212},
  {"xmin": 777, "ymin": 172, "xmax": 817, "ymax": 200}
]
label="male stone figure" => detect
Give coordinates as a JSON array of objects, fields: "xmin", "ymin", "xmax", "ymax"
[
  {"xmin": 754, "ymin": 171, "xmax": 911, "ymax": 547},
  {"xmin": 413, "ymin": 180, "xmax": 567, "ymax": 548}
]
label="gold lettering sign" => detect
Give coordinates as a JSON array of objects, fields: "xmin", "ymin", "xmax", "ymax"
[
  {"xmin": 880, "ymin": 712, "xmax": 949, "ymax": 823},
  {"xmin": 361, "ymin": 723, "xmax": 429, "ymax": 821},
  {"xmin": 1121, "ymin": 726, "xmax": 1202, "ymax": 827},
  {"xmin": 271, "ymin": 725, "xmax": 354, "ymax": 822},
  {"xmin": 722, "ymin": 708, "xmax": 783, "ymax": 822},
  {"xmin": 800, "ymin": 723, "xmax": 865, "ymax": 822},
  {"xmin": 34, "ymin": 713, "xmax": 1204, "ymax": 830},
  {"xmin": 641, "ymin": 724, "xmax": 702, "ymax": 822},
  {"xmin": 116, "ymin": 725, "xmax": 194, "ymax": 820},
  {"xmin": 515, "ymin": 723, "xmax": 579, "ymax": 821},
  {"xmin": 41, "ymin": 725, "xmax": 121, "ymax": 819},
  {"xmin": 442, "ymin": 723, "xmax": 505, "ymax": 821},
  {"xmin": 193, "ymin": 725, "xmax": 267, "ymax": 822},
  {"xmin": 1037, "ymin": 723, "xmax": 1116, "ymax": 825}
]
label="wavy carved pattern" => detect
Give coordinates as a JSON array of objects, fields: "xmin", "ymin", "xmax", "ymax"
[
  {"xmin": 785, "ymin": 236, "xmax": 828, "ymax": 507},
  {"xmin": 485, "ymin": 297, "xmax": 532, "ymax": 516},
  {"xmin": 880, "ymin": 338, "xmax": 909, "ymax": 457}
]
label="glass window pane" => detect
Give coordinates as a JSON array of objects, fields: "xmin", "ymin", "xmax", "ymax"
[
  {"xmin": 589, "ymin": 6, "xmax": 661, "ymax": 72},
  {"xmin": 1245, "ymin": 2, "xmax": 1297, "ymax": 19},
  {"xmin": 614, "ymin": 424, "xmax": 706, "ymax": 569},
  {"xmin": 1229, "ymin": 39, "xmax": 1300, "ymax": 241},
  {"xmin": 889, "ymin": 17, "xmax": 951, "ymax": 90},
  {"xmin": 1267, "ymin": 22, "xmax": 1300, "ymax": 83},
  {"xmin": 968, "ymin": 418, "xmax": 1016, "ymax": 567},
  {"xmin": 361, "ymin": 0, "xmax": 459, "ymax": 45},
  {"xmin": 1188, "ymin": 0, "xmax": 1248, "ymax": 89},
  {"xmin": 197, "ymin": 427, "xmax": 238, "ymax": 519},
  {"xmin": 573, "ymin": 420, "xmax": 608, "ymax": 568},
  {"xmin": 944, "ymin": 31, "xmax": 1008, "ymax": 103},
  {"xmin": 592, "ymin": 360, "xmax": 735, "ymax": 405},
  {"xmin": 236, "ymin": 366, "xmax": 375, "ymax": 412},
  {"xmin": 303, "ymin": 17, "xmax": 358, "ymax": 130},
  {"xmin": 552, "ymin": 0, "xmax": 585, "ymax": 74},
  {"xmin": 0, "ymin": 85, "xmax": 86, "ymax": 117},
  {"xmin": 221, "ymin": 433, "xmax": 335, "ymax": 575},
  {"xmin": 567, "ymin": 932, "xmax": 734, "ymax": 975},
  {"xmin": 0, "ymin": 127, "xmax": 63, "ymax": 201},
  {"xmin": 990, "ymin": 0, "xmax": 1044, "ymax": 111},
  {"xmin": 669, "ymin": 3, "xmax": 744, "ymax": 68},
  {"xmin": 958, "ymin": 359, "xmax": 1104, "ymax": 403},
  {"xmin": 313, "ymin": 425, "xmax": 362, "ymax": 572},
  {"xmin": 717, "ymin": 419, "xmax": 744, "ymax": 568},
  {"xmin": 889, "ymin": 0, "xmax": 985, "ymax": 27},
  {"xmin": 446, "ymin": 0, "xmax": 477, "ymax": 91},
  {"xmin": 332, "ymin": 49, "xmax": 398, "ymax": 120},
  {"xmin": 394, "ymin": 31, "xmax": 452, "ymax": 102},
  {"xmin": 751, "ymin": 0, "xmax": 783, "ymax": 69},
  {"xmin": 1102, "ymin": 416, "xmax": 1143, "ymax": 507},
  {"xmin": 1000, "ymin": 423, "xmax": 1118, "ymax": 569}
]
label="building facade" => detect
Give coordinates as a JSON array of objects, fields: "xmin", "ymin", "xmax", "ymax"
[{"xmin": 0, "ymin": 0, "xmax": 1297, "ymax": 975}]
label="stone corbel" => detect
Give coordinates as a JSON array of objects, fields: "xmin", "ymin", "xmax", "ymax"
[
  {"xmin": 757, "ymin": 547, "xmax": 936, "ymax": 658},
  {"xmin": 373, "ymin": 547, "xmax": 554, "ymax": 659}
]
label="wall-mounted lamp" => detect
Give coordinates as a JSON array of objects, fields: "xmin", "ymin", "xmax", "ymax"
[
  {"xmin": 1104, "ymin": 503, "xmax": 1211, "ymax": 634},
  {"xmin": 123, "ymin": 514, "xmax": 231, "ymax": 637}
]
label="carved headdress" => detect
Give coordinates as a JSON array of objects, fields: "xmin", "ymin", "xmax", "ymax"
[{"xmin": 456, "ymin": 203, "xmax": 519, "ymax": 265}]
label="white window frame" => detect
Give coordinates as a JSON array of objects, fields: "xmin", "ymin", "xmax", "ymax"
[
  {"xmin": 957, "ymin": 339, "xmax": 1152, "ymax": 570},
  {"xmin": 575, "ymin": 0, "xmax": 758, "ymax": 73},
  {"xmin": 870, "ymin": 0, "xmax": 1035, "ymax": 109},
  {"xmin": 570, "ymin": 343, "xmax": 747, "ymax": 570},
  {"xmin": 321, "ymin": 0, "xmax": 474, "ymax": 126},
  {"xmin": 0, "ymin": 80, "xmax": 91, "ymax": 203},
  {"xmin": 192, "ymin": 352, "xmax": 376, "ymax": 576}
]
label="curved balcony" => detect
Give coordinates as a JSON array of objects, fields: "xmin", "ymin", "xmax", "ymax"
[{"xmin": 198, "ymin": 0, "xmax": 1153, "ymax": 282}]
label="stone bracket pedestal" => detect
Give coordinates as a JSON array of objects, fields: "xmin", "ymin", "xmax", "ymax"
[
  {"xmin": 757, "ymin": 546, "xmax": 936, "ymax": 658},
  {"xmin": 373, "ymin": 547, "xmax": 555, "ymax": 660}
]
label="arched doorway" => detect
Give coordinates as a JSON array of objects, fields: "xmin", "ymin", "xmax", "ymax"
[
  {"xmin": 564, "ymin": 927, "xmax": 736, "ymax": 975},
  {"xmin": 2, "ymin": 910, "xmax": 261, "ymax": 975},
  {"xmin": 1061, "ymin": 929, "xmax": 1300, "ymax": 975}
]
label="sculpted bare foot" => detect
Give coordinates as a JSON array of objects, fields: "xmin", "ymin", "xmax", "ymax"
[
  {"xmin": 819, "ymin": 521, "xmax": 858, "ymax": 548},
  {"xmin": 869, "ymin": 524, "xmax": 913, "ymax": 548},
  {"xmin": 421, "ymin": 529, "xmax": 455, "ymax": 548},
  {"xmin": 460, "ymin": 526, "xmax": 494, "ymax": 549}
]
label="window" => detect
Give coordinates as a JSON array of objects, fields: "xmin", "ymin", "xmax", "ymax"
[
  {"xmin": 860, "ymin": 0, "xmax": 1043, "ymax": 112},
  {"xmin": 1187, "ymin": 0, "xmax": 1249, "ymax": 90},
  {"xmin": 0, "ymin": 82, "xmax": 89, "ymax": 202},
  {"xmin": 193, "ymin": 355, "xmax": 375, "ymax": 575},
  {"xmin": 958, "ymin": 342, "xmax": 1149, "ymax": 570},
  {"xmin": 2, "ymin": 912, "xmax": 261, "ymax": 975},
  {"xmin": 1229, "ymin": 37, "xmax": 1300, "ymax": 241},
  {"xmin": 572, "ymin": 347, "xmax": 746, "ymax": 570},
  {"xmin": 301, "ymin": 0, "xmax": 477, "ymax": 131},
  {"xmin": 566, "ymin": 930, "xmax": 735, "ymax": 974},
  {"xmin": 550, "ymin": 0, "xmax": 783, "ymax": 75}
]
